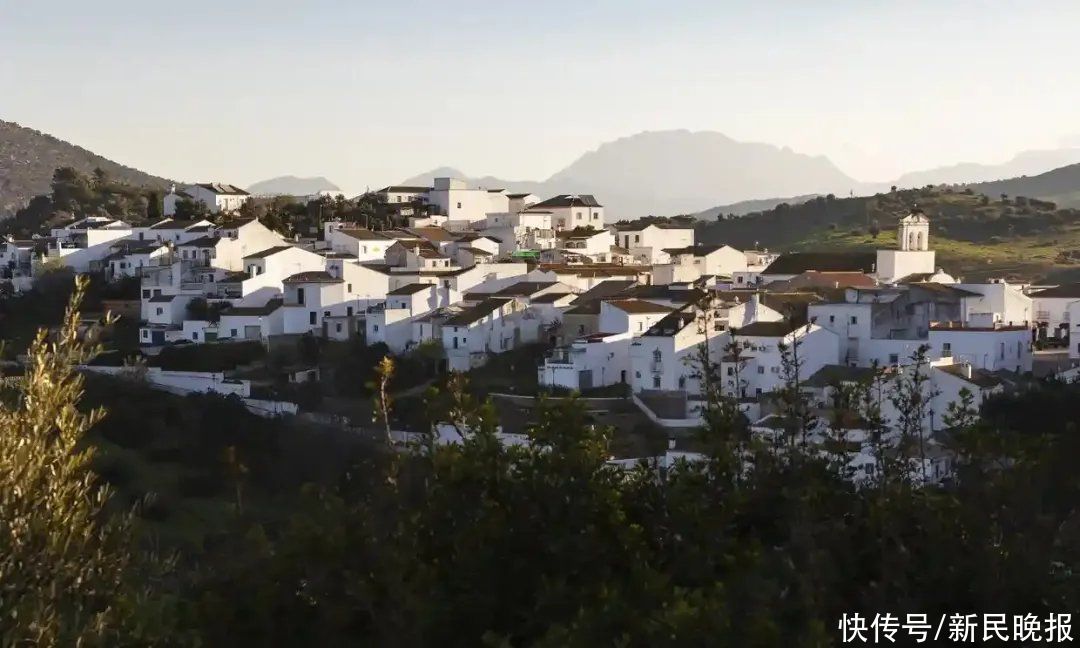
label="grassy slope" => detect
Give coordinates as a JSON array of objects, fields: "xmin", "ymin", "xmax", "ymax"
[{"xmin": 698, "ymin": 188, "xmax": 1080, "ymax": 282}]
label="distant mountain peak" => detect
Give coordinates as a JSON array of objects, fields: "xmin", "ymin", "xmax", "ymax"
[
  {"xmin": 401, "ymin": 130, "xmax": 857, "ymax": 219},
  {"xmin": 247, "ymin": 175, "xmax": 341, "ymax": 196}
]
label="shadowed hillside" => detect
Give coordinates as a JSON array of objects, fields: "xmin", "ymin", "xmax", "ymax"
[{"xmin": 0, "ymin": 120, "xmax": 171, "ymax": 217}]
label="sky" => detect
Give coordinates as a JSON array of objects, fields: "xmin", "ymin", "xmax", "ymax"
[{"xmin": 2, "ymin": 0, "xmax": 1079, "ymax": 195}]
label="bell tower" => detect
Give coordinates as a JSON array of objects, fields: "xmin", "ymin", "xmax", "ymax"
[{"xmin": 898, "ymin": 207, "xmax": 930, "ymax": 251}]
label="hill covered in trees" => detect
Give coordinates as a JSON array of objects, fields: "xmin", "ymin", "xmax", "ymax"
[
  {"xmin": 698, "ymin": 186, "xmax": 1080, "ymax": 282},
  {"xmin": 967, "ymin": 163, "xmax": 1080, "ymax": 209},
  {"xmin": 0, "ymin": 120, "xmax": 171, "ymax": 218}
]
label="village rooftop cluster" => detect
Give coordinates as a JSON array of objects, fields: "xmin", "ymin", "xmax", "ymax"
[{"xmin": 3, "ymin": 177, "xmax": 1080, "ymax": 482}]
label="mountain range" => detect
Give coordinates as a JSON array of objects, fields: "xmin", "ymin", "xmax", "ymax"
[
  {"xmin": 3, "ymin": 120, "xmax": 1080, "ymax": 220},
  {"xmin": 400, "ymin": 130, "xmax": 1080, "ymax": 219}
]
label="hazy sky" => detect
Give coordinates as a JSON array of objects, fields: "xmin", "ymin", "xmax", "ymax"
[{"xmin": 3, "ymin": 0, "xmax": 1079, "ymax": 194}]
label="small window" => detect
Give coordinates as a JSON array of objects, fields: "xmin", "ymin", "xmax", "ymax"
[
  {"xmin": 155, "ymin": 307, "xmax": 163, "ymax": 316},
  {"xmin": 142, "ymin": 289, "xmax": 150, "ymax": 298},
  {"xmin": 757, "ymin": 366, "xmax": 765, "ymax": 375},
  {"xmin": 652, "ymin": 376, "xmax": 661, "ymax": 389},
  {"xmin": 336, "ymin": 323, "xmax": 342, "ymax": 333},
  {"xmin": 456, "ymin": 202, "xmax": 462, "ymax": 209},
  {"xmin": 347, "ymin": 306, "xmax": 354, "ymax": 316},
  {"xmin": 677, "ymin": 376, "xmax": 686, "ymax": 389},
  {"xmin": 726, "ymin": 367, "xmax": 733, "ymax": 376},
  {"xmin": 635, "ymin": 371, "xmax": 641, "ymax": 379},
  {"xmin": 829, "ymin": 315, "xmax": 835, "ymax": 324},
  {"xmin": 192, "ymin": 332, "xmax": 199, "ymax": 341},
  {"xmin": 309, "ymin": 312, "xmax": 317, "ymax": 325},
  {"xmin": 889, "ymin": 353, "xmax": 899, "ymax": 365},
  {"xmin": 141, "ymin": 330, "xmax": 149, "ymax": 339},
  {"xmin": 849, "ymin": 316, "xmax": 858, "ymax": 325},
  {"xmin": 231, "ymin": 329, "xmax": 238, "ymax": 337},
  {"xmin": 578, "ymin": 324, "xmax": 585, "ymax": 334},
  {"xmin": 373, "ymin": 324, "xmax": 379, "ymax": 332},
  {"xmin": 347, "ymin": 283, "xmax": 352, "ymax": 292}
]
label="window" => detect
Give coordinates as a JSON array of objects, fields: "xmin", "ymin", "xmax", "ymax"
[
  {"xmin": 1017, "ymin": 340, "xmax": 1022, "ymax": 357},
  {"xmin": 347, "ymin": 283, "xmax": 352, "ymax": 292},
  {"xmin": 456, "ymin": 202, "xmax": 462, "ymax": 209},
  {"xmin": 578, "ymin": 324, "xmax": 585, "ymax": 334},
  {"xmin": 192, "ymin": 332, "xmax": 199, "ymax": 341},
  {"xmin": 635, "ymin": 371, "xmax": 641, "ymax": 378},
  {"xmin": 757, "ymin": 366, "xmax": 765, "ymax": 375},
  {"xmin": 999, "ymin": 342, "xmax": 1005, "ymax": 360},
  {"xmin": 677, "ymin": 376, "xmax": 686, "ymax": 389},
  {"xmin": 373, "ymin": 324, "xmax": 379, "ymax": 332},
  {"xmin": 155, "ymin": 308, "xmax": 163, "ymax": 316},
  {"xmin": 346, "ymin": 306, "xmax": 353, "ymax": 316},
  {"xmin": 141, "ymin": 330, "xmax": 148, "ymax": 339},
  {"xmin": 336, "ymin": 323, "xmax": 342, "ymax": 333},
  {"xmin": 231, "ymin": 329, "xmax": 238, "ymax": 337},
  {"xmin": 755, "ymin": 388, "xmax": 762, "ymax": 396},
  {"xmin": 829, "ymin": 315, "xmax": 835, "ymax": 324},
  {"xmin": 142, "ymin": 289, "xmax": 150, "ymax": 298},
  {"xmin": 652, "ymin": 376, "xmax": 661, "ymax": 389},
  {"xmin": 652, "ymin": 349, "xmax": 662, "ymax": 362},
  {"xmin": 297, "ymin": 287, "xmax": 305, "ymax": 305},
  {"xmin": 592, "ymin": 213, "xmax": 599, "ymax": 220},
  {"xmin": 453, "ymin": 337, "xmax": 459, "ymax": 349},
  {"xmin": 849, "ymin": 316, "xmax": 858, "ymax": 325},
  {"xmin": 726, "ymin": 367, "xmax": 733, "ymax": 376},
  {"xmin": 942, "ymin": 342, "xmax": 952, "ymax": 354},
  {"xmin": 637, "ymin": 322, "xmax": 643, "ymax": 331},
  {"xmin": 889, "ymin": 353, "xmax": 899, "ymax": 365},
  {"xmin": 309, "ymin": 312, "xmax": 317, "ymax": 325},
  {"xmin": 634, "ymin": 235, "xmax": 640, "ymax": 243}
]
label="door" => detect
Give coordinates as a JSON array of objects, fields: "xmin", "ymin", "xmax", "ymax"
[
  {"xmin": 151, "ymin": 330, "xmax": 165, "ymax": 345},
  {"xmin": 244, "ymin": 325, "xmax": 261, "ymax": 339},
  {"xmin": 579, "ymin": 370, "xmax": 593, "ymax": 390}
]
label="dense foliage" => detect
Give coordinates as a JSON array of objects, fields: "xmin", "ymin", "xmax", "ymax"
[{"xmin": 4, "ymin": 284, "xmax": 1080, "ymax": 646}]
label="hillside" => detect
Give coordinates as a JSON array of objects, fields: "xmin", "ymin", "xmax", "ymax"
[
  {"xmin": 695, "ymin": 194, "xmax": 820, "ymax": 220},
  {"xmin": 892, "ymin": 148, "xmax": 1080, "ymax": 189},
  {"xmin": 0, "ymin": 120, "xmax": 171, "ymax": 217},
  {"xmin": 696, "ymin": 187, "xmax": 1080, "ymax": 282},
  {"xmin": 247, "ymin": 175, "xmax": 341, "ymax": 196},
  {"xmin": 400, "ymin": 130, "xmax": 860, "ymax": 219},
  {"xmin": 967, "ymin": 163, "xmax": 1080, "ymax": 209}
]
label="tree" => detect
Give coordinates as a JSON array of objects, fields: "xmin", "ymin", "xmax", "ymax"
[
  {"xmin": 373, "ymin": 356, "xmax": 395, "ymax": 445},
  {"xmin": 173, "ymin": 197, "xmax": 210, "ymax": 221},
  {"xmin": 0, "ymin": 276, "xmax": 175, "ymax": 644}
]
